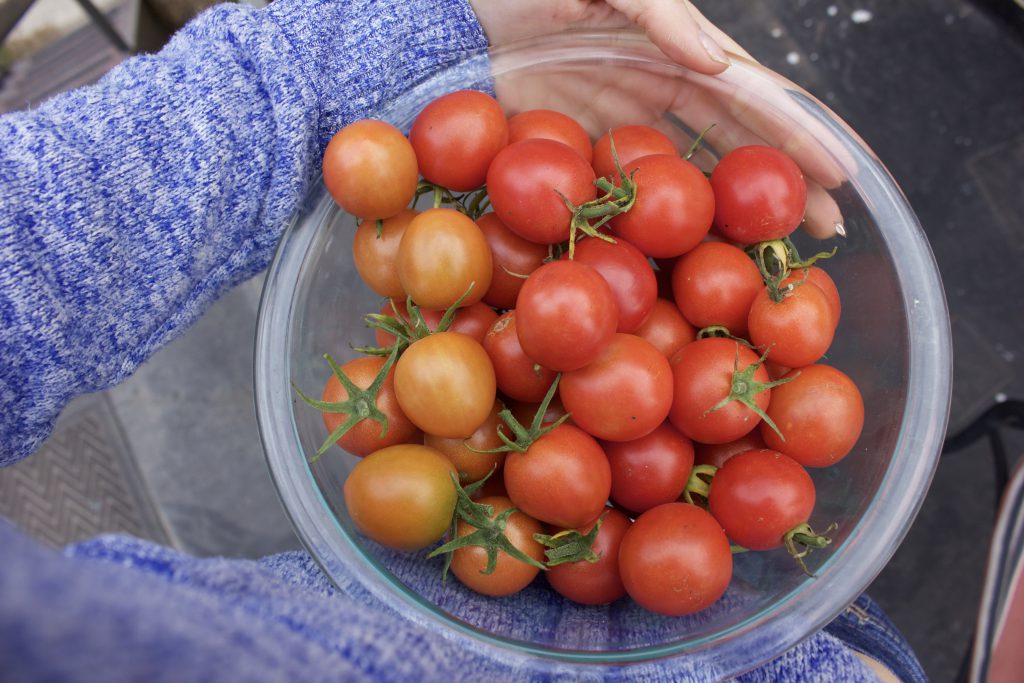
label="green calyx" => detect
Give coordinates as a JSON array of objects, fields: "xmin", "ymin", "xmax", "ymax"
[
  {"xmin": 355, "ymin": 282, "xmax": 475, "ymax": 357},
  {"xmin": 292, "ymin": 345, "xmax": 400, "ymax": 463},
  {"xmin": 427, "ymin": 472, "xmax": 547, "ymax": 580},
  {"xmin": 533, "ymin": 511, "xmax": 607, "ymax": 567},
  {"xmin": 783, "ymin": 521, "xmax": 838, "ymax": 576},
  {"xmin": 468, "ymin": 374, "xmax": 570, "ymax": 455},
  {"xmin": 749, "ymin": 237, "xmax": 838, "ymax": 303},
  {"xmin": 682, "ymin": 464, "xmax": 718, "ymax": 506},
  {"xmin": 705, "ymin": 345, "xmax": 798, "ymax": 441},
  {"xmin": 412, "ymin": 180, "xmax": 490, "ymax": 218}
]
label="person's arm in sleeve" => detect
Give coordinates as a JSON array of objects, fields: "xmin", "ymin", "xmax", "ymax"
[{"xmin": 0, "ymin": 0, "xmax": 488, "ymax": 466}]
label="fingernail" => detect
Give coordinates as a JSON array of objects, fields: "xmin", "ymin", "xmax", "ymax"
[
  {"xmin": 699, "ymin": 30, "xmax": 730, "ymax": 66},
  {"xmin": 834, "ymin": 222, "xmax": 847, "ymax": 237}
]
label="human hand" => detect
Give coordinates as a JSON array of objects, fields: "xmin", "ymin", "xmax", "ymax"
[{"xmin": 467, "ymin": 0, "xmax": 753, "ymax": 75}]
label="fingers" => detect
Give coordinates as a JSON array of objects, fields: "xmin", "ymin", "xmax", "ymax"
[
  {"xmin": 606, "ymin": 0, "xmax": 731, "ymax": 74},
  {"xmin": 802, "ymin": 180, "xmax": 845, "ymax": 240}
]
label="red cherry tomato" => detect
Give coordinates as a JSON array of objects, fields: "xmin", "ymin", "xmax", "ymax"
[
  {"xmin": 669, "ymin": 338, "xmax": 772, "ymax": 444},
  {"xmin": 633, "ymin": 298, "xmax": 697, "ymax": 359},
  {"xmin": 476, "ymin": 212, "xmax": 548, "ymax": 310},
  {"xmin": 487, "ymin": 138, "xmax": 596, "ymax": 245},
  {"xmin": 609, "ymin": 154, "xmax": 715, "ymax": 258},
  {"xmin": 618, "ymin": 502, "xmax": 732, "ymax": 616},
  {"xmin": 761, "ymin": 364, "xmax": 864, "ymax": 467},
  {"xmin": 711, "ymin": 145, "xmax": 807, "ymax": 244},
  {"xmin": 694, "ymin": 430, "xmax": 767, "ymax": 468},
  {"xmin": 603, "ymin": 422, "xmax": 694, "ymax": 514},
  {"xmin": 483, "ymin": 311, "xmax": 558, "ymax": 403},
  {"xmin": 796, "ymin": 266, "xmax": 841, "ymax": 329},
  {"xmin": 323, "ymin": 119, "xmax": 418, "ymax": 221},
  {"xmin": 546, "ymin": 509, "xmax": 630, "ymax": 605},
  {"xmin": 747, "ymin": 282, "xmax": 834, "ymax": 369},
  {"xmin": 508, "ymin": 109, "xmax": 593, "ymax": 163},
  {"xmin": 708, "ymin": 448, "xmax": 816, "ymax": 550},
  {"xmin": 503, "ymin": 424, "xmax": 612, "ymax": 529},
  {"xmin": 515, "ymin": 260, "xmax": 618, "ymax": 372},
  {"xmin": 568, "ymin": 236, "xmax": 658, "ymax": 332},
  {"xmin": 560, "ymin": 333, "xmax": 673, "ymax": 442},
  {"xmin": 592, "ymin": 125, "xmax": 677, "ymax": 180},
  {"xmin": 409, "ymin": 90, "xmax": 508, "ymax": 191},
  {"xmin": 672, "ymin": 241, "xmax": 763, "ymax": 338}
]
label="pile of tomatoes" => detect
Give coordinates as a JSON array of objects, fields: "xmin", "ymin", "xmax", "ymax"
[{"xmin": 299, "ymin": 89, "xmax": 865, "ymax": 617}]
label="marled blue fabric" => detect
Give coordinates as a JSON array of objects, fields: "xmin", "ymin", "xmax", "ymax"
[{"xmin": 0, "ymin": 0, "xmax": 926, "ymax": 680}]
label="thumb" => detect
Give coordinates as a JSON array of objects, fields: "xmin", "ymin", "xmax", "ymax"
[{"xmin": 608, "ymin": 0, "xmax": 731, "ymax": 74}]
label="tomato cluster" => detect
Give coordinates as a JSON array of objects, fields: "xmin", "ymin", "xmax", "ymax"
[{"xmin": 300, "ymin": 89, "xmax": 865, "ymax": 616}]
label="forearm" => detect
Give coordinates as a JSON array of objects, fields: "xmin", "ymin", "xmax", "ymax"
[{"xmin": 0, "ymin": 0, "xmax": 488, "ymax": 466}]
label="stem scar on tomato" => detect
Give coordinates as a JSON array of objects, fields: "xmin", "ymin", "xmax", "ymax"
[
  {"xmin": 292, "ymin": 345, "xmax": 400, "ymax": 463},
  {"xmin": 705, "ymin": 345, "xmax": 797, "ymax": 440}
]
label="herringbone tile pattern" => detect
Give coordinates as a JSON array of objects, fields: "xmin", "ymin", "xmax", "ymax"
[{"xmin": 0, "ymin": 395, "xmax": 171, "ymax": 548}]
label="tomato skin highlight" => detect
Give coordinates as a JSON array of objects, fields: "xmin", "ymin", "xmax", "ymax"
[
  {"xmin": 450, "ymin": 496, "xmax": 546, "ymax": 597},
  {"xmin": 515, "ymin": 260, "xmax": 618, "ymax": 372},
  {"xmin": 503, "ymin": 424, "xmax": 612, "ymax": 529},
  {"xmin": 618, "ymin": 502, "xmax": 733, "ymax": 616},
  {"xmin": 711, "ymin": 145, "xmax": 807, "ymax": 244},
  {"xmin": 603, "ymin": 422, "xmax": 694, "ymax": 514},
  {"xmin": 672, "ymin": 242, "xmax": 763, "ymax": 338},
  {"xmin": 560, "ymin": 333, "xmax": 673, "ymax": 442},
  {"xmin": 476, "ymin": 212, "xmax": 548, "ymax": 310},
  {"xmin": 708, "ymin": 448, "xmax": 816, "ymax": 550},
  {"xmin": 409, "ymin": 90, "xmax": 508, "ymax": 192},
  {"xmin": 393, "ymin": 332, "xmax": 497, "ymax": 438},
  {"xmin": 487, "ymin": 138, "xmax": 596, "ymax": 245},
  {"xmin": 483, "ymin": 311, "xmax": 557, "ymax": 403},
  {"xmin": 508, "ymin": 109, "xmax": 593, "ymax": 163},
  {"xmin": 323, "ymin": 119, "xmax": 419, "ymax": 221},
  {"xmin": 568, "ymin": 236, "xmax": 658, "ymax": 333},
  {"xmin": 546, "ymin": 508, "xmax": 631, "ymax": 605},
  {"xmin": 592, "ymin": 125, "xmax": 677, "ymax": 180},
  {"xmin": 609, "ymin": 154, "xmax": 715, "ymax": 258},
  {"xmin": 669, "ymin": 338, "xmax": 773, "ymax": 444},
  {"xmin": 397, "ymin": 208, "xmax": 493, "ymax": 310},
  {"xmin": 761, "ymin": 364, "xmax": 865, "ymax": 467},
  {"xmin": 320, "ymin": 355, "xmax": 421, "ymax": 457},
  {"xmin": 344, "ymin": 444, "xmax": 457, "ymax": 551}
]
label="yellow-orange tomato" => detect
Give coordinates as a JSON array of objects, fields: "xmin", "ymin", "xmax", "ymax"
[
  {"xmin": 450, "ymin": 496, "xmax": 545, "ymax": 597},
  {"xmin": 352, "ymin": 209, "xmax": 418, "ymax": 298},
  {"xmin": 397, "ymin": 208, "xmax": 492, "ymax": 310},
  {"xmin": 394, "ymin": 332, "xmax": 497, "ymax": 438},
  {"xmin": 343, "ymin": 444, "xmax": 457, "ymax": 551},
  {"xmin": 323, "ymin": 119, "xmax": 418, "ymax": 220},
  {"xmin": 424, "ymin": 400, "xmax": 506, "ymax": 484}
]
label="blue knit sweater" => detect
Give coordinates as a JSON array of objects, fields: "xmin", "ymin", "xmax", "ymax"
[{"xmin": 0, "ymin": 1, "xmax": 924, "ymax": 680}]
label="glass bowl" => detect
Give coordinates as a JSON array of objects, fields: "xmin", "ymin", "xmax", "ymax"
[{"xmin": 254, "ymin": 30, "xmax": 952, "ymax": 678}]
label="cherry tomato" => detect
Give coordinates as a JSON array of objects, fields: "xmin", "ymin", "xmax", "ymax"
[
  {"xmin": 393, "ymin": 332, "xmax": 496, "ymax": 438},
  {"xmin": 603, "ymin": 422, "xmax": 694, "ymax": 514},
  {"xmin": 344, "ymin": 444, "xmax": 457, "ymax": 551},
  {"xmin": 694, "ymin": 430, "xmax": 767, "ymax": 468},
  {"xmin": 592, "ymin": 125, "xmax": 677, "ymax": 180},
  {"xmin": 546, "ymin": 509, "xmax": 630, "ymax": 605},
  {"xmin": 373, "ymin": 299, "xmax": 497, "ymax": 349},
  {"xmin": 504, "ymin": 424, "xmax": 611, "ymax": 528},
  {"xmin": 672, "ymin": 241, "xmax": 763, "ymax": 338},
  {"xmin": 609, "ymin": 154, "xmax": 715, "ymax": 258},
  {"xmin": 669, "ymin": 337, "xmax": 772, "ymax": 444},
  {"xmin": 796, "ymin": 266, "xmax": 841, "ymax": 329},
  {"xmin": 483, "ymin": 311, "xmax": 557, "ymax": 403},
  {"xmin": 397, "ymin": 208, "xmax": 492, "ymax": 310},
  {"xmin": 761, "ymin": 364, "xmax": 864, "ymax": 467},
  {"xmin": 323, "ymin": 119, "xmax": 418, "ymax": 220},
  {"xmin": 476, "ymin": 212, "xmax": 548, "ymax": 310},
  {"xmin": 567, "ymin": 236, "xmax": 658, "ymax": 332},
  {"xmin": 708, "ymin": 448, "xmax": 815, "ymax": 550},
  {"xmin": 711, "ymin": 145, "xmax": 807, "ymax": 244},
  {"xmin": 633, "ymin": 298, "xmax": 696, "ymax": 359},
  {"xmin": 618, "ymin": 502, "xmax": 732, "ymax": 616},
  {"xmin": 409, "ymin": 90, "xmax": 508, "ymax": 191},
  {"xmin": 487, "ymin": 138, "xmax": 596, "ymax": 245},
  {"xmin": 450, "ymin": 496, "xmax": 545, "ymax": 597},
  {"xmin": 747, "ymin": 282, "xmax": 834, "ymax": 369},
  {"xmin": 424, "ymin": 400, "xmax": 506, "ymax": 485},
  {"xmin": 352, "ymin": 208, "xmax": 417, "ymax": 299},
  {"xmin": 506, "ymin": 395, "xmax": 570, "ymax": 429},
  {"xmin": 319, "ymin": 355, "xmax": 420, "ymax": 457},
  {"xmin": 508, "ymin": 109, "xmax": 593, "ymax": 163},
  {"xmin": 560, "ymin": 333, "xmax": 673, "ymax": 442}
]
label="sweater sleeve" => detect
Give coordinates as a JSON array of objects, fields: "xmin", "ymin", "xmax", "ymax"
[{"xmin": 0, "ymin": 0, "xmax": 489, "ymax": 466}]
